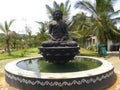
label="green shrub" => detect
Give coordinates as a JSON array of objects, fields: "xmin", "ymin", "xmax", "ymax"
[{"xmin": 88, "ymin": 45, "xmax": 97, "ymax": 52}]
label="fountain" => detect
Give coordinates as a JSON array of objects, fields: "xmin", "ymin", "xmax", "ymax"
[{"xmin": 5, "ymin": 10, "xmax": 115, "ymax": 90}]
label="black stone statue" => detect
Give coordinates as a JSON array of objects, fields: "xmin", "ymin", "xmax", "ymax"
[
  {"xmin": 39, "ymin": 10, "xmax": 79, "ymax": 64},
  {"xmin": 49, "ymin": 10, "xmax": 68, "ymax": 41}
]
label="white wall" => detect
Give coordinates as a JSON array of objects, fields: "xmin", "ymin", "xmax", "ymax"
[{"xmin": 107, "ymin": 40, "xmax": 113, "ymax": 51}]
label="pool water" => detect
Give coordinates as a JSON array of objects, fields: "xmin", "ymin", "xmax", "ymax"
[{"xmin": 17, "ymin": 58, "xmax": 102, "ymax": 73}]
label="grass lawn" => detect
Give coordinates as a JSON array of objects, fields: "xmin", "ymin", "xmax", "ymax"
[
  {"xmin": 0, "ymin": 48, "xmax": 39, "ymax": 60},
  {"xmin": 80, "ymin": 48, "xmax": 99, "ymax": 57}
]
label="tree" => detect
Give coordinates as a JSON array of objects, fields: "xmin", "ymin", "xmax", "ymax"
[
  {"xmin": 69, "ymin": 12, "xmax": 93, "ymax": 46},
  {"xmin": 69, "ymin": 13, "xmax": 92, "ymax": 37},
  {"xmin": 36, "ymin": 21, "xmax": 50, "ymax": 45},
  {"xmin": 10, "ymin": 31, "xmax": 19, "ymax": 49},
  {"xmin": 0, "ymin": 33, "xmax": 5, "ymax": 49},
  {"xmin": 0, "ymin": 19, "xmax": 15, "ymax": 55},
  {"xmin": 46, "ymin": 0, "xmax": 71, "ymax": 21},
  {"xmin": 75, "ymin": 0, "xmax": 120, "ymax": 44},
  {"xmin": 24, "ymin": 24, "xmax": 33, "ymax": 47},
  {"xmin": 36, "ymin": 21, "xmax": 48, "ymax": 35}
]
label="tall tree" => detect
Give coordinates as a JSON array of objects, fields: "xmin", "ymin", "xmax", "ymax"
[
  {"xmin": 46, "ymin": 0, "xmax": 71, "ymax": 21},
  {"xmin": 75, "ymin": 0, "xmax": 120, "ymax": 44},
  {"xmin": 69, "ymin": 12, "xmax": 93, "ymax": 46},
  {"xmin": 69, "ymin": 13, "xmax": 92, "ymax": 38},
  {"xmin": 36, "ymin": 21, "xmax": 49, "ymax": 44},
  {"xmin": 10, "ymin": 31, "xmax": 18, "ymax": 49},
  {"xmin": 36, "ymin": 21, "xmax": 48, "ymax": 35},
  {"xmin": 0, "ymin": 33, "xmax": 5, "ymax": 49},
  {"xmin": 24, "ymin": 24, "xmax": 33, "ymax": 47},
  {"xmin": 0, "ymin": 19, "xmax": 15, "ymax": 55}
]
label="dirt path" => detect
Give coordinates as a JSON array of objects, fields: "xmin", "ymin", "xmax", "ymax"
[
  {"xmin": 0, "ymin": 77, "xmax": 18, "ymax": 90},
  {"xmin": 103, "ymin": 51, "xmax": 120, "ymax": 90}
]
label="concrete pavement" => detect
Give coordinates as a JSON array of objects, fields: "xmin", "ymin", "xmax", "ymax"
[{"xmin": 104, "ymin": 51, "xmax": 120, "ymax": 72}]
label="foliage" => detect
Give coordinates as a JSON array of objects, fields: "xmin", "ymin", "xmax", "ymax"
[
  {"xmin": 0, "ymin": 47, "xmax": 99, "ymax": 60},
  {"xmin": 88, "ymin": 44, "xmax": 97, "ymax": 52},
  {"xmin": 36, "ymin": 21, "xmax": 49, "ymax": 34},
  {"xmin": 69, "ymin": 13, "xmax": 92, "ymax": 45},
  {"xmin": 0, "ymin": 34, "xmax": 5, "ymax": 49},
  {"xmin": 79, "ymin": 48, "xmax": 99, "ymax": 57},
  {"xmin": 74, "ymin": 0, "xmax": 120, "ymax": 44},
  {"xmin": 46, "ymin": 0, "xmax": 71, "ymax": 21},
  {"xmin": 35, "ymin": 21, "xmax": 50, "ymax": 45},
  {"xmin": 0, "ymin": 19, "xmax": 15, "ymax": 55},
  {"xmin": 0, "ymin": 48, "xmax": 38, "ymax": 60}
]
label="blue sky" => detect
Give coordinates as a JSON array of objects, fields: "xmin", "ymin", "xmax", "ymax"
[{"xmin": 0, "ymin": 0, "xmax": 120, "ymax": 34}]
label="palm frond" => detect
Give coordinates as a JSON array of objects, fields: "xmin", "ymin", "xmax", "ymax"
[
  {"xmin": 65, "ymin": 0, "xmax": 70, "ymax": 9},
  {"xmin": 45, "ymin": 5, "xmax": 54, "ymax": 19},
  {"xmin": 0, "ymin": 24, "xmax": 5, "ymax": 32},
  {"xmin": 5, "ymin": 21, "xmax": 8, "ymax": 32},
  {"xmin": 53, "ymin": 1, "xmax": 59, "ymax": 10},
  {"xmin": 106, "ymin": 0, "xmax": 114, "ymax": 12},
  {"xmin": 67, "ymin": 4, "xmax": 71, "ymax": 12},
  {"xmin": 8, "ymin": 19, "xmax": 15, "ymax": 28},
  {"xmin": 75, "ymin": 1, "xmax": 96, "ymax": 15},
  {"xmin": 36, "ymin": 21, "xmax": 44, "ymax": 25},
  {"xmin": 111, "ymin": 17, "xmax": 120, "ymax": 22},
  {"xmin": 109, "ymin": 9, "xmax": 120, "ymax": 17},
  {"xmin": 59, "ymin": 3, "xmax": 64, "ymax": 12},
  {"xmin": 46, "ymin": 0, "xmax": 71, "ymax": 21}
]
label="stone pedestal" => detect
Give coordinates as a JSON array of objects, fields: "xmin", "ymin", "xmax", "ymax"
[{"xmin": 39, "ymin": 41, "xmax": 79, "ymax": 64}]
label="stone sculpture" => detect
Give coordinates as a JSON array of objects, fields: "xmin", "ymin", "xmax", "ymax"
[{"xmin": 39, "ymin": 10, "xmax": 79, "ymax": 64}]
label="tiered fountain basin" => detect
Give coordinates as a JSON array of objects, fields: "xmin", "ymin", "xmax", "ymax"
[
  {"xmin": 5, "ymin": 56, "xmax": 115, "ymax": 90},
  {"xmin": 39, "ymin": 41, "xmax": 79, "ymax": 64}
]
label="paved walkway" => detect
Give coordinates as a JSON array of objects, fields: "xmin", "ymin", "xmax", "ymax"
[
  {"xmin": 104, "ymin": 51, "xmax": 120, "ymax": 72},
  {"xmin": 102, "ymin": 51, "xmax": 120, "ymax": 90}
]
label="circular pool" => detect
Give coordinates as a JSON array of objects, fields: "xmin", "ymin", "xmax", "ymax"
[{"xmin": 5, "ymin": 56, "xmax": 115, "ymax": 90}]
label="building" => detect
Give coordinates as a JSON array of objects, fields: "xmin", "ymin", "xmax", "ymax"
[{"xmin": 85, "ymin": 35, "xmax": 120, "ymax": 51}]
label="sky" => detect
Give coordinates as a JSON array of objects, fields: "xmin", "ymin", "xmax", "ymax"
[{"xmin": 0, "ymin": 0, "xmax": 120, "ymax": 34}]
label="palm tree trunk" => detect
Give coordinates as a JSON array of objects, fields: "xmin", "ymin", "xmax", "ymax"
[
  {"xmin": 13, "ymin": 42, "xmax": 16, "ymax": 49},
  {"xmin": 6, "ymin": 38, "xmax": 11, "ymax": 55}
]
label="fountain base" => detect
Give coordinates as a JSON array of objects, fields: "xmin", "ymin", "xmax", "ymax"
[
  {"xmin": 39, "ymin": 40, "xmax": 79, "ymax": 64},
  {"xmin": 5, "ymin": 56, "xmax": 115, "ymax": 90}
]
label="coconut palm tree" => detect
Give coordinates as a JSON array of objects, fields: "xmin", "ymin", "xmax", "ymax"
[
  {"xmin": 75, "ymin": 0, "xmax": 120, "ymax": 44},
  {"xmin": 36, "ymin": 21, "xmax": 50, "ymax": 44},
  {"xmin": 69, "ymin": 12, "xmax": 95, "ymax": 47},
  {"xmin": 10, "ymin": 31, "xmax": 18, "ymax": 49},
  {"xmin": 0, "ymin": 19, "xmax": 15, "ymax": 55},
  {"xmin": 46, "ymin": 0, "xmax": 71, "ymax": 21},
  {"xmin": 69, "ymin": 13, "xmax": 92, "ymax": 37},
  {"xmin": 0, "ymin": 33, "xmax": 5, "ymax": 49},
  {"xmin": 36, "ymin": 21, "xmax": 48, "ymax": 35}
]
